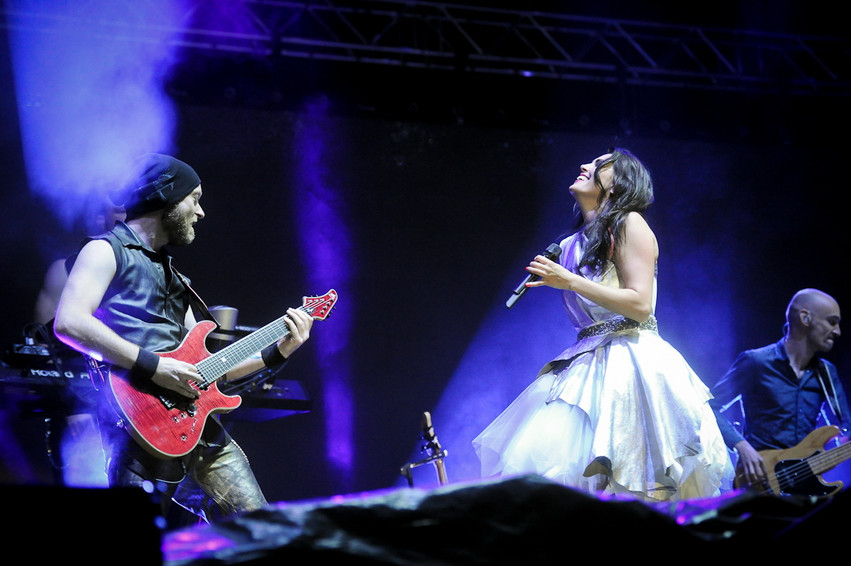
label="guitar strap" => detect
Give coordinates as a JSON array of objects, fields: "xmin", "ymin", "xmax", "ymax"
[
  {"xmin": 815, "ymin": 359, "xmax": 843, "ymax": 424},
  {"xmin": 168, "ymin": 260, "xmax": 218, "ymax": 326}
]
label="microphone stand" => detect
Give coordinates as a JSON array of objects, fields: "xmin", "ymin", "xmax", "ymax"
[{"xmin": 400, "ymin": 411, "xmax": 449, "ymax": 487}]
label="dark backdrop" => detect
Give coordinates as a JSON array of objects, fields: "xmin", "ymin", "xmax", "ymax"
[{"xmin": 2, "ymin": 24, "xmax": 849, "ymax": 502}]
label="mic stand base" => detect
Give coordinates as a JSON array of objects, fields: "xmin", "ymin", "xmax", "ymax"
[{"xmin": 400, "ymin": 450, "xmax": 449, "ymax": 488}]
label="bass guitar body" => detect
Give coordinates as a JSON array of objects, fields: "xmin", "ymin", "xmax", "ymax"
[{"xmin": 735, "ymin": 425, "xmax": 846, "ymax": 497}]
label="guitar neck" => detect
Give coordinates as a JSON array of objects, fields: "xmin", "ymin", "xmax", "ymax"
[
  {"xmin": 196, "ymin": 311, "xmax": 297, "ymax": 385},
  {"xmin": 809, "ymin": 439, "xmax": 851, "ymax": 475}
]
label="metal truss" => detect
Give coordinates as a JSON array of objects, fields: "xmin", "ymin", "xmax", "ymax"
[{"xmin": 3, "ymin": 0, "xmax": 850, "ymax": 97}]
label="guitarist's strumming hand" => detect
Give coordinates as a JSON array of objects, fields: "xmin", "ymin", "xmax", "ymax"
[
  {"xmin": 734, "ymin": 439, "xmax": 767, "ymax": 487},
  {"xmin": 275, "ymin": 307, "xmax": 314, "ymax": 358},
  {"xmin": 151, "ymin": 355, "xmax": 203, "ymax": 399}
]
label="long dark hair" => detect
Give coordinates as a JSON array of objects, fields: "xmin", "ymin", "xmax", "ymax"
[{"xmin": 578, "ymin": 148, "xmax": 654, "ymax": 275}]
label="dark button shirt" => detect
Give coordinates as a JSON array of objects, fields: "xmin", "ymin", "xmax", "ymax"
[{"xmin": 709, "ymin": 339, "xmax": 850, "ymax": 451}]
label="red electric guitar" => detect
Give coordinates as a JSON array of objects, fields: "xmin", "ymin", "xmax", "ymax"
[{"xmin": 95, "ymin": 289, "xmax": 337, "ymax": 459}]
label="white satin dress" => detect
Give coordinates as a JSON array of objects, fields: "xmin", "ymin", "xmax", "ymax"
[{"xmin": 473, "ymin": 232, "xmax": 733, "ymax": 501}]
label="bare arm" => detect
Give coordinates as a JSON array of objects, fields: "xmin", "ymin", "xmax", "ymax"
[
  {"xmin": 54, "ymin": 240, "xmax": 136, "ymax": 366},
  {"xmin": 53, "ymin": 240, "xmax": 202, "ymax": 398},
  {"xmin": 525, "ymin": 212, "xmax": 658, "ymax": 321},
  {"xmin": 34, "ymin": 258, "xmax": 69, "ymax": 324}
]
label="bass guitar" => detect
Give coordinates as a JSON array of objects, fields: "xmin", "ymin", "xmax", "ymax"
[
  {"xmin": 734, "ymin": 425, "xmax": 849, "ymax": 497},
  {"xmin": 97, "ymin": 289, "xmax": 337, "ymax": 459}
]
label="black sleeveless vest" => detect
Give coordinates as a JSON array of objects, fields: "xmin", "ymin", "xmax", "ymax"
[{"xmin": 92, "ymin": 222, "xmax": 191, "ymax": 353}]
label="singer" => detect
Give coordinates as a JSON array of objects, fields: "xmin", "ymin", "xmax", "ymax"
[{"xmin": 474, "ymin": 148, "xmax": 733, "ymax": 502}]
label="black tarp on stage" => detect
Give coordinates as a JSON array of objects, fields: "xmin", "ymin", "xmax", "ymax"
[{"xmin": 161, "ymin": 474, "xmax": 840, "ymax": 565}]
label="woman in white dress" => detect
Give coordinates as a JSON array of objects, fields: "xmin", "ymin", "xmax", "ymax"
[{"xmin": 473, "ymin": 148, "xmax": 733, "ymax": 502}]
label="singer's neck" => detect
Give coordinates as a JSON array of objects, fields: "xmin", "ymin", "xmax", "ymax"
[
  {"xmin": 576, "ymin": 193, "xmax": 609, "ymax": 225},
  {"xmin": 581, "ymin": 208, "xmax": 599, "ymax": 224}
]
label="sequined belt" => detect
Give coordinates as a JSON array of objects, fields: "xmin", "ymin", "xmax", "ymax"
[{"xmin": 577, "ymin": 315, "xmax": 657, "ymax": 339}]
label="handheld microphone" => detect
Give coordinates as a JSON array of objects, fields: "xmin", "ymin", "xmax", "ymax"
[{"xmin": 506, "ymin": 243, "xmax": 562, "ymax": 309}]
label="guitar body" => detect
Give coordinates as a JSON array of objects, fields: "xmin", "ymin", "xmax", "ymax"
[
  {"xmin": 736, "ymin": 425, "xmax": 845, "ymax": 497},
  {"xmin": 106, "ymin": 320, "xmax": 242, "ymax": 459},
  {"xmin": 96, "ymin": 290, "xmax": 338, "ymax": 460}
]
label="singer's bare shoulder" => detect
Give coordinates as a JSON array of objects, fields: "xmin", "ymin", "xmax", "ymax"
[{"xmin": 619, "ymin": 212, "xmax": 658, "ymax": 262}]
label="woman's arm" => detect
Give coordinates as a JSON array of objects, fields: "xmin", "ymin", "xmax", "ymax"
[{"xmin": 525, "ymin": 212, "xmax": 658, "ymax": 321}]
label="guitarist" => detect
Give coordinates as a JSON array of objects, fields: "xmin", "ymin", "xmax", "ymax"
[
  {"xmin": 53, "ymin": 153, "xmax": 315, "ymax": 525},
  {"xmin": 709, "ymin": 288, "xmax": 848, "ymax": 493}
]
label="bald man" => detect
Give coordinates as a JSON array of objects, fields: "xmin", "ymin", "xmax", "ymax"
[{"xmin": 710, "ymin": 288, "xmax": 847, "ymax": 492}]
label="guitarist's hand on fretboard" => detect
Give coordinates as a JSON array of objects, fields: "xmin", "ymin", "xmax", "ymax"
[{"xmin": 276, "ymin": 307, "xmax": 314, "ymax": 358}]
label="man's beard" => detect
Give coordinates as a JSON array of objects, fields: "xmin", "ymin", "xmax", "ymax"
[{"xmin": 162, "ymin": 204, "xmax": 196, "ymax": 246}]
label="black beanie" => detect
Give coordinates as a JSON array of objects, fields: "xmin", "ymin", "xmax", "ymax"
[{"xmin": 120, "ymin": 154, "xmax": 201, "ymax": 219}]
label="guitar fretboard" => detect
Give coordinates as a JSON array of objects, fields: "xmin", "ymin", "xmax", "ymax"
[
  {"xmin": 196, "ymin": 306, "xmax": 311, "ymax": 385},
  {"xmin": 809, "ymin": 440, "xmax": 851, "ymax": 475}
]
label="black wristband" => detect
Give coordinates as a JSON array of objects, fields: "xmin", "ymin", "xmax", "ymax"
[
  {"xmin": 130, "ymin": 349, "xmax": 159, "ymax": 380},
  {"xmin": 261, "ymin": 343, "xmax": 288, "ymax": 371}
]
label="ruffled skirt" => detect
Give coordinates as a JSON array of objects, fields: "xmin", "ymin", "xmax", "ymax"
[{"xmin": 473, "ymin": 331, "xmax": 733, "ymax": 501}]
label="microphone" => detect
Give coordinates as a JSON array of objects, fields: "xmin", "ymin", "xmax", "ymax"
[{"xmin": 506, "ymin": 243, "xmax": 562, "ymax": 309}]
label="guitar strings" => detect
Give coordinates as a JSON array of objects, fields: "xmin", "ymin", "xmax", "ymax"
[
  {"xmin": 197, "ymin": 316, "xmax": 295, "ymax": 386},
  {"xmin": 191, "ymin": 291, "xmax": 336, "ymax": 387},
  {"xmin": 196, "ymin": 302, "xmax": 325, "ymax": 386},
  {"xmin": 763, "ymin": 444, "xmax": 847, "ymax": 495}
]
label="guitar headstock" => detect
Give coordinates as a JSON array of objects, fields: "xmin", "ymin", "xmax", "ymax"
[{"xmin": 302, "ymin": 289, "xmax": 338, "ymax": 321}]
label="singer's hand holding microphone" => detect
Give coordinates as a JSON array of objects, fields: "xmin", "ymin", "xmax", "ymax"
[{"xmin": 506, "ymin": 243, "xmax": 563, "ymax": 308}]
